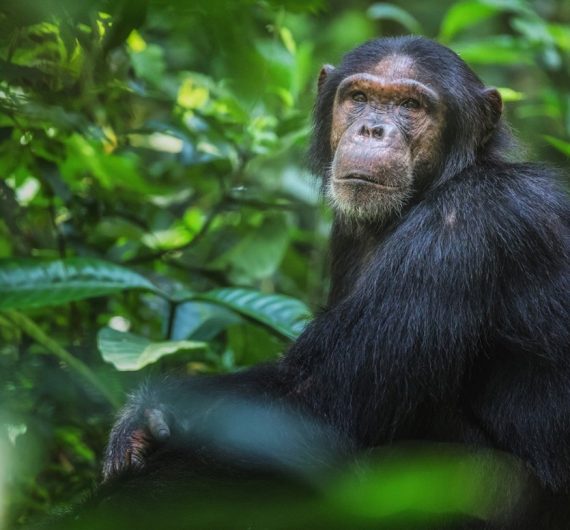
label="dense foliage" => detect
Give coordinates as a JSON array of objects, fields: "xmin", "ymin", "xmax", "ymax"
[{"xmin": 0, "ymin": 0, "xmax": 568, "ymax": 527}]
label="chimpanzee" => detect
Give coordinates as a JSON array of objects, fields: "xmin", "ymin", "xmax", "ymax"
[{"xmin": 100, "ymin": 36, "xmax": 569, "ymax": 527}]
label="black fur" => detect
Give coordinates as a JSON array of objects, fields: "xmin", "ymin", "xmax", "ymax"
[{"xmin": 96, "ymin": 37, "xmax": 570, "ymax": 528}]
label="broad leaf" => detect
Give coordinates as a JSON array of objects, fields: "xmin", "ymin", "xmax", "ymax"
[
  {"xmin": 98, "ymin": 327, "xmax": 206, "ymax": 371},
  {"xmin": 0, "ymin": 258, "xmax": 159, "ymax": 310},
  {"xmin": 199, "ymin": 288, "xmax": 311, "ymax": 341}
]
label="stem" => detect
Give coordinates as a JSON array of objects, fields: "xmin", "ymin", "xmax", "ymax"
[{"xmin": 3, "ymin": 310, "xmax": 119, "ymax": 408}]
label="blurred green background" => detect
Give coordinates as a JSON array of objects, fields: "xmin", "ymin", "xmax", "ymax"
[{"xmin": 0, "ymin": 0, "xmax": 568, "ymax": 527}]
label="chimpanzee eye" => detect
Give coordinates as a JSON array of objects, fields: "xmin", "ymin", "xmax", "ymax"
[
  {"xmin": 401, "ymin": 98, "xmax": 421, "ymax": 109},
  {"xmin": 351, "ymin": 91, "xmax": 367, "ymax": 103}
]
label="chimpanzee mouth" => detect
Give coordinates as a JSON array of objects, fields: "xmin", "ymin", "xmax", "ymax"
[{"xmin": 340, "ymin": 173, "xmax": 400, "ymax": 190}]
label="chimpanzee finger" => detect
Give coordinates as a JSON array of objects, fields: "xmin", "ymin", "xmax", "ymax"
[{"xmin": 144, "ymin": 408, "xmax": 171, "ymax": 442}]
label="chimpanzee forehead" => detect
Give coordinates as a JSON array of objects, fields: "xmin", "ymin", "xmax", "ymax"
[{"xmin": 369, "ymin": 54, "xmax": 419, "ymax": 82}]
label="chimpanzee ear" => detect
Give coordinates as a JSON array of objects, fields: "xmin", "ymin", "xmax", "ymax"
[
  {"xmin": 318, "ymin": 64, "xmax": 335, "ymax": 92},
  {"xmin": 484, "ymin": 87, "xmax": 503, "ymax": 127}
]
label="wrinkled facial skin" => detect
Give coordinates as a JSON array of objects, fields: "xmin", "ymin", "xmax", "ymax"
[{"xmin": 326, "ymin": 55, "xmax": 446, "ymax": 221}]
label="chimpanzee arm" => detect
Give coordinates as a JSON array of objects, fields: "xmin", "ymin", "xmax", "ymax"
[{"xmin": 102, "ymin": 362, "xmax": 287, "ymax": 480}]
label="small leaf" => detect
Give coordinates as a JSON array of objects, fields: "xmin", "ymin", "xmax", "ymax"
[
  {"xmin": 0, "ymin": 258, "xmax": 159, "ymax": 310},
  {"xmin": 98, "ymin": 327, "xmax": 206, "ymax": 371},
  {"xmin": 177, "ymin": 78, "xmax": 209, "ymax": 109},
  {"xmin": 199, "ymin": 288, "xmax": 311, "ymax": 340},
  {"xmin": 280, "ymin": 27, "xmax": 297, "ymax": 56},
  {"xmin": 367, "ymin": 4, "xmax": 422, "ymax": 34},
  {"xmin": 497, "ymin": 87, "xmax": 524, "ymax": 102}
]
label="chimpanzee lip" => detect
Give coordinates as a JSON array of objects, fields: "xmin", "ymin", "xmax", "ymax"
[{"xmin": 339, "ymin": 173, "xmax": 400, "ymax": 190}]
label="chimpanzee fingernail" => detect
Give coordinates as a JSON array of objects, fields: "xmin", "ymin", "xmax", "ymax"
[{"xmin": 145, "ymin": 408, "xmax": 171, "ymax": 441}]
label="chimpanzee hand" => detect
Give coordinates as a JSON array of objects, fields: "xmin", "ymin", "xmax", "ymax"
[
  {"xmin": 102, "ymin": 403, "xmax": 173, "ymax": 482},
  {"xmin": 102, "ymin": 369, "xmax": 276, "ymax": 481}
]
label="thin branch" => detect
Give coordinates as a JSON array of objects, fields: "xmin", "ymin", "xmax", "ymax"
[{"xmin": 3, "ymin": 310, "xmax": 119, "ymax": 408}]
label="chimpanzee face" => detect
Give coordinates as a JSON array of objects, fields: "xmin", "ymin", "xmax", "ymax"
[{"xmin": 323, "ymin": 55, "xmax": 446, "ymax": 221}]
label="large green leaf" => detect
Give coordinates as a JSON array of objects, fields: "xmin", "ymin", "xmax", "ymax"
[
  {"xmin": 0, "ymin": 258, "xmax": 159, "ymax": 310},
  {"xmin": 198, "ymin": 288, "xmax": 311, "ymax": 341},
  {"xmin": 98, "ymin": 327, "xmax": 206, "ymax": 371}
]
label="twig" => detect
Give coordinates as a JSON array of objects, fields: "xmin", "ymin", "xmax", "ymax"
[{"xmin": 3, "ymin": 310, "xmax": 119, "ymax": 408}]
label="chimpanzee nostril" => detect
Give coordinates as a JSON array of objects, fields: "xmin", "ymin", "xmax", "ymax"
[
  {"xmin": 359, "ymin": 123, "xmax": 385, "ymax": 139},
  {"xmin": 372, "ymin": 126, "xmax": 384, "ymax": 139}
]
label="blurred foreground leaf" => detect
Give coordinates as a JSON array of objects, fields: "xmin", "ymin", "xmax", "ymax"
[{"xmin": 327, "ymin": 448, "xmax": 527, "ymax": 523}]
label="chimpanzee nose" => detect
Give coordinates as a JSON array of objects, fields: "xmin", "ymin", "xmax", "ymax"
[{"xmin": 359, "ymin": 123, "xmax": 386, "ymax": 140}]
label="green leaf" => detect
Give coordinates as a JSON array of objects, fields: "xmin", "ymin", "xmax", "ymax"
[
  {"xmin": 439, "ymin": 1, "xmax": 499, "ymax": 42},
  {"xmin": 0, "ymin": 258, "xmax": 159, "ymax": 310},
  {"xmin": 511, "ymin": 16, "xmax": 552, "ymax": 44},
  {"xmin": 328, "ymin": 449, "xmax": 526, "ymax": 520},
  {"xmin": 543, "ymin": 135, "xmax": 570, "ymax": 156},
  {"xmin": 481, "ymin": 0, "xmax": 531, "ymax": 13},
  {"xmin": 451, "ymin": 37, "xmax": 532, "ymax": 65},
  {"xmin": 548, "ymin": 23, "xmax": 570, "ymax": 51},
  {"xmin": 440, "ymin": 0, "xmax": 533, "ymax": 42},
  {"xmin": 129, "ymin": 44, "xmax": 166, "ymax": 83},
  {"xmin": 367, "ymin": 4, "xmax": 422, "ymax": 34},
  {"xmin": 227, "ymin": 323, "xmax": 283, "ymax": 365},
  {"xmin": 171, "ymin": 301, "xmax": 242, "ymax": 341},
  {"xmin": 226, "ymin": 213, "xmax": 291, "ymax": 282},
  {"xmin": 199, "ymin": 288, "xmax": 311, "ymax": 341},
  {"xmin": 98, "ymin": 327, "xmax": 206, "ymax": 371},
  {"xmin": 497, "ymin": 87, "xmax": 525, "ymax": 102},
  {"xmin": 61, "ymin": 134, "xmax": 158, "ymax": 193}
]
